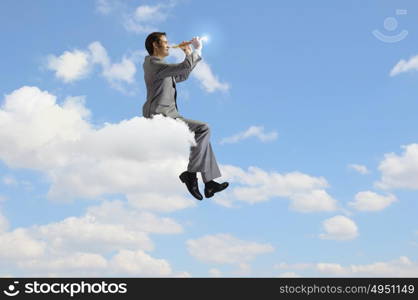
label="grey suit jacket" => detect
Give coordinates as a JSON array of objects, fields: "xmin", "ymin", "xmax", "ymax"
[{"xmin": 142, "ymin": 51, "xmax": 202, "ymax": 118}]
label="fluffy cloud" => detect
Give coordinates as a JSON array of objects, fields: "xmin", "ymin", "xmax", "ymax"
[
  {"xmin": 390, "ymin": 55, "xmax": 418, "ymax": 77},
  {"xmin": 193, "ymin": 60, "xmax": 230, "ymax": 93},
  {"xmin": 110, "ymin": 249, "xmax": 172, "ymax": 276},
  {"xmin": 124, "ymin": 3, "xmax": 173, "ymax": 34},
  {"xmin": 220, "ymin": 126, "xmax": 278, "ymax": 144},
  {"xmin": 319, "ymin": 215, "xmax": 358, "ymax": 241},
  {"xmin": 186, "ymin": 233, "xmax": 274, "ymax": 264},
  {"xmin": 47, "ymin": 41, "xmax": 141, "ymax": 93},
  {"xmin": 47, "ymin": 50, "xmax": 91, "ymax": 82},
  {"xmin": 170, "ymin": 48, "xmax": 230, "ymax": 93},
  {"xmin": 349, "ymin": 191, "xmax": 397, "ymax": 211},
  {"xmin": 20, "ymin": 252, "xmax": 108, "ymax": 274},
  {"xmin": 348, "ymin": 164, "xmax": 369, "ymax": 175},
  {"xmin": 276, "ymin": 257, "xmax": 418, "ymax": 277},
  {"xmin": 0, "ymin": 198, "xmax": 185, "ymax": 276},
  {"xmin": 376, "ymin": 144, "xmax": 418, "ymax": 190},
  {"xmin": 33, "ymin": 215, "xmax": 154, "ymax": 253},
  {"xmin": 217, "ymin": 165, "xmax": 338, "ymax": 212},
  {"xmin": 0, "ymin": 229, "xmax": 45, "ymax": 260},
  {"xmin": 96, "ymin": 0, "xmax": 115, "ymax": 15},
  {"xmin": 0, "ymin": 86, "xmax": 195, "ymax": 203}
]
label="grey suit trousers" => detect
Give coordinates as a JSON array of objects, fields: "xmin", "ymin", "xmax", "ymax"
[{"xmin": 176, "ymin": 117, "xmax": 221, "ymax": 183}]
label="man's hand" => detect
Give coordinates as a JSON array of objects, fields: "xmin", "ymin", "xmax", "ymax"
[
  {"xmin": 191, "ymin": 36, "xmax": 203, "ymax": 51},
  {"xmin": 179, "ymin": 41, "xmax": 192, "ymax": 55}
]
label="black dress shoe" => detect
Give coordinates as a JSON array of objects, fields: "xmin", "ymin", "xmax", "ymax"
[
  {"xmin": 204, "ymin": 180, "xmax": 229, "ymax": 198},
  {"xmin": 179, "ymin": 171, "xmax": 203, "ymax": 200}
]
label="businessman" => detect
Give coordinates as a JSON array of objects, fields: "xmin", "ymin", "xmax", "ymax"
[{"xmin": 142, "ymin": 32, "xmax": 228, "ymax": 200}]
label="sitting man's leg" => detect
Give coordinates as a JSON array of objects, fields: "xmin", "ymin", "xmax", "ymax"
[{"xmin": 178, "ymin": 117, "xmax": 228, "ymax": 199}]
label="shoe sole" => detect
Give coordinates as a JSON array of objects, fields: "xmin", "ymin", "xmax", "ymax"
[{"xmin": 205, "ymin": 183, "xmax": 229, "ymax": 198}]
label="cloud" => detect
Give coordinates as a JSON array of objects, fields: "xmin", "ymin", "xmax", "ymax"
[
  {"xmin": 193, "ymin": 60, "xmax": 230, "ymax": 93},
  {"xmin": 348, "ymin": 164, "xmax": 369, "ymax": 175},
  {"xmin": 0, "ymin": 198, "xmax": 186, "ymax": 276},
  {"xmin": 208, "ymin": 268, "xmax": 222, "ymax": 277},
  {"xmin": 123, "ymin": 3, "xmax": 174, "ymax": 34},
  {"xmin": 220, "ymin": 126, "xmax": 277, "ymax": 144},
  {"xmin": 0, "ymin": 86, "xmax": 197, "ymax": 203},
  {"xmin": 349, "ymin": 191, "xmax": 397, "ymax": 211},
  {"xmin": 278, "ymin": 272, "xmax": 301, "ymax": 278},
  {"xmin": 20, "ymin": 252, "xmax": 108, "ymax": 274},
  {"xmin": 186, "ymin": 233, "xmax": 274, "ymax": 265},
  {"xmin": 110, "ymin": 249, "xmax": 172, "ymax": 276},
  {"xmin": 276, "ymin": 257, "xmax": 418, "ymax": 277},
  {"xmin": 34, "ymin": 215, "xmax": 154, "ymax": 253},
  {"xmin": 47, "ymin": 42, "xmax": 142, "ymax": 93},
  {"xmin": 319, "ymin": 215, "xmax": 358, "ymax": 241},
  {"xmin": 217, "ymin": 165, "xmax": 338, "ymax": 212},
  {"xmin": 170, "ymin": 48, "xmax": 230, "ymax": 93},
  {"xmin": 376, "ymin": 144, "xmax": 418, "ymax": 190},
  {"xmin": 390, "ymin": 55, "xmax": 418, "ymax": 77},
  {"xmin": 319, "ymin": 257, "xmax": 418, "ymax": 277},
  {"xmin": 0, "ymin": 229, "xmax": 45, "ymax": 260},
  {"xmin": 96, "ymin": 0, "xmax": 114, "ymax": 15},
  {"xmin": 47, "ymin": 50, "xmax": 91, "ymax": 83}
]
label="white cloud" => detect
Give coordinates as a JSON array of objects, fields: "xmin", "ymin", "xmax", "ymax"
[
  {"xmin": 20, "ymin": 252, "xmax": 108, "ymax": 273},
  {"xmin": 47, "ymin": 42, "xmax": 142, "ymax": 93},
  {"xmin": 348, "ymin": 164, "xmax": 369, "ymax": 175},
  {"xmin": 34, "ymin": 215, "xmax": 154, "ymax": 253},
  {"xmin": 127, "ymin": 192, "xmax": 196, "ymax": 213},
  {"xmin": 110, "ymin": 249, "xmax": 172, "ymax": 276},
  {"xmin": 220, "ymin": 126, "xmax": 277, "ymax": 144},
  {"xmin": 217, "ymin": 165, "xmax": 338, "ymax": 212},
  {"xmin": 208, "ymin": 268, "xmax": 222, "ymax": 277},
  {"xmin": 316, "ymin": 256, "xmax": 418, "ymax": 277},
  {"xmin": 0, "ymin": 198, "xmax": 186, "ymax": 276},
  {"xmin": 390, "ymin": 55, "xmax": 418, "ymax": 77},
  {"xmin": 289, "ymin": 190, "xmax": 338, "ymax": 213},
  {"xmin": 0, "ymin": 86, "xmax": 196, "ymax": 202},
  {"xmin": 193, "ymin": 60, "xmax": 230, "ymax": 93},
  {"xmin": 0, "ymin": 229, "xmax": 45, "ymax": 260},
  {"xmin": 170, "ymin": 48, "xmax": 230, "ymax": 93},
  {"xmin": 319, "ymin": 215, "xmax": 358, "ymax": 241},
  {"xmin": 376, "ymin": 144, "xmax": 418, "ymax": 190},
  {"xmin": 278, "ymin": 272, "xmax": 301, "ymax": 278},
  {"xmin": 96, "ymin": 0, "xmax": 113, "ymax": 15},
  {"xmin": 186, "ymin": 233, "xmax": 274, "ymax": 264},
  {"xmin": 349, "ymin": 191, "xmax": 397, "ymax": 211},
  {"xmin": 275, "ymin": 262, "xmax": 313, "ymax": 270},
  {"xmin": 47, "ymin": 50, "xmax": 91, "ymax": 83},
  {"xmin": 123, "ymin": 3, "xmax": 172, "ymax": 34},
  {"xmin": 277, "ymin": 257, "xmax": 418, "ymax": 277},
  {"xmin": 85, "ymin": 200, "xmax": 184, "ymax": 234}
]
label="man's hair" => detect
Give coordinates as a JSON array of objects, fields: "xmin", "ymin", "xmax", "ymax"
[{"xmin": 145, "ymin": 32, "xmax": 166, "ymax": 55}]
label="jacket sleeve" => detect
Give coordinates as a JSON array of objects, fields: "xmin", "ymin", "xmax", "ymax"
[{"xmin": 152, "ymin": 52, "xmax": 202, "ymax": 80}]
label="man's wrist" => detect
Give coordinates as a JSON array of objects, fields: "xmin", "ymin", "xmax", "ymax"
[{"xmin": 193, "ymin": 48, "xmax": 202, "ymax": 57}]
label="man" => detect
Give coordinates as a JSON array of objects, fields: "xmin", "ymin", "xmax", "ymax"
[{"xmin": 143, "ymin": 32, "xmax": 228, "ymax": 200}]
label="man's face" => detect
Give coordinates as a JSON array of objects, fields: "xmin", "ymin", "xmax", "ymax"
[{"xmin": 155, "ymin": 35, "xmax": 169, "ymax": 57}]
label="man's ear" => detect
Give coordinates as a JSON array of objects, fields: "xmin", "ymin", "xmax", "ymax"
[{"xmin": 152, "ymin": 41, "xmax": 159, "ymax": 52}]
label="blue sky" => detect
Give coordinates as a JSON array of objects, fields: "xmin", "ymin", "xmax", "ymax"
[{"xmin": 1, "ymin": 0, "xmax": 418, "ymax": 277}]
